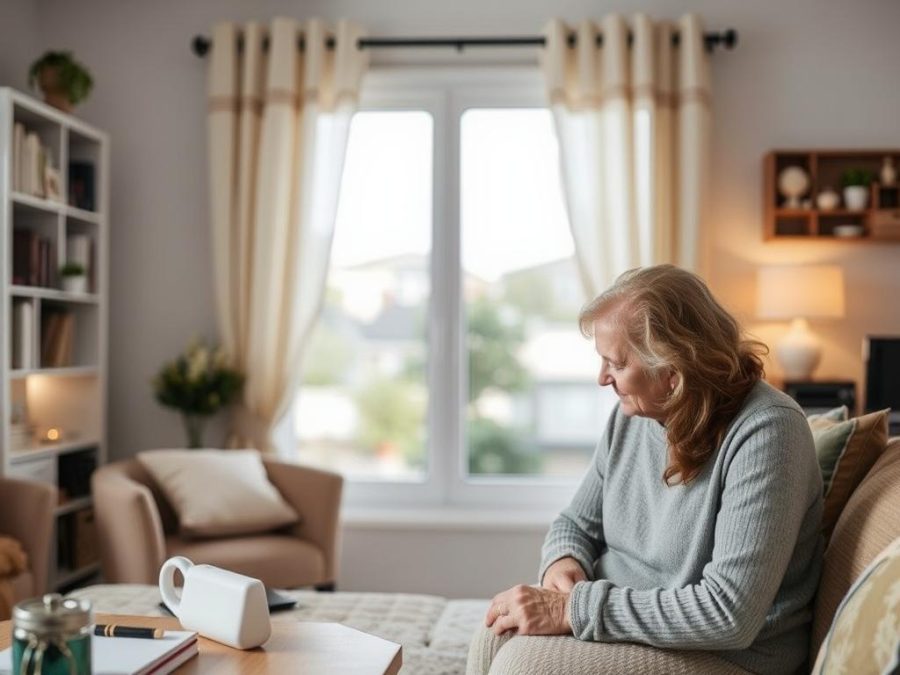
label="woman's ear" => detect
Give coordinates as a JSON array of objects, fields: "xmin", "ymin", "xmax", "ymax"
[{"xmin": 668, "ymin": 371, "xmax": 680, "ymax": 393}]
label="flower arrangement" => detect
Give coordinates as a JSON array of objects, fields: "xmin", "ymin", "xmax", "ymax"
[{"xmin": 153, "ymin": 339, "xmax": 244, "ymax": 447}]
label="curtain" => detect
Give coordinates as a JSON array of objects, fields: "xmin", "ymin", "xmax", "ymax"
[
  {"xmin": 541, "ymin": 14, "xmax": 711, "ymax": 298},
  {"xmin": 207, "ymin": 18, "xmax": 368, "ymax": 451}
]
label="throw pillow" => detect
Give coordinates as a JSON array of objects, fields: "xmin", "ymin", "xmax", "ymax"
[
  {"xmin": 812, "ymin": 536, "xmax": 900, "ymax": 675},
  {"xmin": 807, "ymin": 408, "xmax": 890, "ymax": 541},
  {"xmin": 138, "ymin": 449, "xmax": 299, "ymax": 538}
]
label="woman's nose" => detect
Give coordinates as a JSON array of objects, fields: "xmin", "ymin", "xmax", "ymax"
[{"xmin": 598, "ymin": 369, "xmax": 613, "ymax": 387}]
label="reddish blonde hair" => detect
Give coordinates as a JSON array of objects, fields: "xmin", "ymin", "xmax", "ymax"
[{"xmin": 579, "ymin": 265, "xmax": 767, "ymax": 485}]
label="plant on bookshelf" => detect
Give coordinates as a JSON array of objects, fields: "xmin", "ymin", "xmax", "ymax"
[
  {"xmin": 60, "ymin": 262, "xmax": 87, "ymax": 294},
  {"xmin": 28, "ymin": 51, "xmax": 93, "ymax": 113}
]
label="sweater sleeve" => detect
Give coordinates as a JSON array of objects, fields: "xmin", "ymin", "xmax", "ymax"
[
  {"xmin": 538, "ymin": 409, "xmax": 617, "ymax": 583},
  {"xmin": 568, "ymin": 407, "xmax": 819, "ymax": 650}
]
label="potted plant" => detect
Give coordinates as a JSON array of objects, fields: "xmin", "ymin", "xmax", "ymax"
[
  {"xmin": 59, "ymin": 262, "xmax": 88, "ymax": 294},
  {"xmin": 28, "ymin": 51, "xmax": 93, "ymax": 112},
  {"xmin": 841, "ymin": 168, "xmax": 875, "ymax": 211},
  {"xmin": 153, "ymin": 340, "xmax": 244, "ymax": 448}
]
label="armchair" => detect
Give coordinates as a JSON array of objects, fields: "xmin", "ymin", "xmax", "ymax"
[
  {"xmin": 0, "ymin": 476, "xmax": 56, "ymax": 605},
  {"xmin": 92, "ymin": 455, "xmax": 343, "ymax": 589}
]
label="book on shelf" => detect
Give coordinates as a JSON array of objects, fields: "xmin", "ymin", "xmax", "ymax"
[
  {"xmin": 0, "ymin": 629, "xmax": 198, "ymax": 675},
  {"xmin": 11, "ymin": 300, "xmax": 33, "ymax": 369},
  {"xmin": 12, "ymin": 229, "xmax": 55, "ymax": 287},
  {"xmin": 41, "ymin": 310, "xmax": 75, "ymax": 367},
  {"xmin": 68, "ymin": 161, "xmax": 96, "ymax": 211}
]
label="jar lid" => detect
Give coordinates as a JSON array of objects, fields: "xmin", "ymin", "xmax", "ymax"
[{"xmin": 13, "ymin": 594, "xmax": 92, "ymax": 634}]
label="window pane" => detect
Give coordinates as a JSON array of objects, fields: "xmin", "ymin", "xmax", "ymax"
[
  {"xmin": 461, "ymin": 108, "xmax": 616, "ymax": 478},
  {"xmin": 295, "ymin": 111, "xmax": 432, "ymax": 481}
]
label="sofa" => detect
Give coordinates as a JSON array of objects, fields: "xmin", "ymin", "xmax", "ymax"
[{"xmin": 70, "ymin": 437, "xmax": 900, "ymax": 674}]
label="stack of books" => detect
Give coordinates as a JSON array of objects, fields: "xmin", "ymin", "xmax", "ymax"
[
  {"xmin": 12, "ymin": 230, "xmax": 54, "ymax": 287},
  {"xmin": 12, "ymin": 122, "xmax": 61, "ymax": 201}
]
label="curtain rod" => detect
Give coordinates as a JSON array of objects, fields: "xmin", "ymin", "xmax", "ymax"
[{"xmin": 190, "ymin": 29, "xmax": 738, "ymax": 57}]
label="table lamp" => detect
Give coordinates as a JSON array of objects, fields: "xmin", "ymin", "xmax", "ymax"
[{"xmin": 756, "ymin": 265, "xmax": 845, "ymax": 380}]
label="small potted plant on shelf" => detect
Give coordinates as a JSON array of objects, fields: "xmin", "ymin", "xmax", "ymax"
[
  {"xmin": 153, "ymin": 339, "xmax": 244, "ymax": 448},
  {"xmin": 59, "ymin": 262, "xmax": 88, "ymax": 294},
  {"xmin": 841, "ymin": 168, "xmax": 875, "ymax": 211},
  {"xmin": 28, "ymin": 51, "xmax": 93, "ymax": 113}
]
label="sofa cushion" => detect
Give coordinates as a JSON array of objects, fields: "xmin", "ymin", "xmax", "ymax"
[
  {"xmin": 810, "ymin": 438, "xmax": 900, "ymax": 663},
  {"xmin": 138, "ymin": 449, "xmax": 298, "ymax": 538},
  {"xmin": 808, "ymin": 408, "xmax": 890, "ymax": 541},
  {"xmin": 812, "ymin": 535, "xmax": 900, "ymax": 674},
  {"xmin": 167, "ymin": 534, "xmax": 323, "ymax": 589}
]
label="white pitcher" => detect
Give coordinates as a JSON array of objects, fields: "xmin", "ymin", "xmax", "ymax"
[{"xmin": 158, "ymin": 556, "xmax": 271, "ymax": 649}]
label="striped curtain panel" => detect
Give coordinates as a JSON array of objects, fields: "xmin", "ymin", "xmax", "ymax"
[
  {"xmin": 541, "ymin": 14, "xmax": 711, "ymax": 297},
  {"xmin": 207, "ymin": 18, "xmax": 368, "ymax": 451}
]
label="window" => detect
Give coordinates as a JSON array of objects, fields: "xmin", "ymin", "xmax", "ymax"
[{"xmin": 293, "ymin": 69, "xmax": 616, "ymax": 508}]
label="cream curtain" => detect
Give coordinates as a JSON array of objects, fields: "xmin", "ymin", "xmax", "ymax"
[
  {"xmin": 207, "ymin": 18, "xmax": 368, "ymax": 451},
  {"xmin": 541, "ymin": 14, "xmax": 711, "ymax": 298}
]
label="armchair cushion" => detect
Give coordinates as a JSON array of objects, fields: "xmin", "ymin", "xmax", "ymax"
[{"xmin": 138, "ymin": 450, "xmax": 298, "ymax": 538}]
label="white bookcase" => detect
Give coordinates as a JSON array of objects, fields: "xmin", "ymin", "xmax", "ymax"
[{"xmin": 0, "ymin": 88, "xmax": 108, "ymax": 591}]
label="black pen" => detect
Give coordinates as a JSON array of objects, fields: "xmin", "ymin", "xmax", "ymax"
[{"xmin": 94, "ymin": 623, "xmax": 164, "ymax": 639}]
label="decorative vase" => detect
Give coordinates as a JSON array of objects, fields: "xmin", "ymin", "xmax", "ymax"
[
  {"xmin": 843, "ymin": 185, "xmax": 869, "ymax": 211},
  {"xmin": 816, "ymin": 188, "xmax": 840, "ymax": 211},
  {"xmin": 778, "ymin": 166, "xmax": 810, "ymax": 208},
  {"xmin": 182, "ymin": 414, "xmax": 208, "ymax": 449},
  {"xmin": 62, "ymin": 275, "xmax": 88, "ymax": 294},
  {"xmin": 881, "ymin": 156, "xmax": 897, "ymax": 186}
]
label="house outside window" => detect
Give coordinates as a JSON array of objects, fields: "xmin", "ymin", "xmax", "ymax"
[{"xmin": 292, "ymin": 68, "xmax": 617, "ymax": 510}]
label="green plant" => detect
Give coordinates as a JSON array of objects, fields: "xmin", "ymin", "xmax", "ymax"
[
  {"xmin": 59, "ymin": 262, "xmax": 85, "ymax": 277},
  {"xmin": 841, "ymin": 168, "xmax": 875, "ymax": 188},
  {"xmin": 153, "ymin": 339, "xmax": 244, "ymax": 447},
  {"xmin": 28, "ymin": 51, "xmax": 93, "ymax": 105}
]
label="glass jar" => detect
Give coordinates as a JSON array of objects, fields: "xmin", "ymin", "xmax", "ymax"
[{"xmin": 12, "ymin": 594, "xmax": 92, "ymax": 675}]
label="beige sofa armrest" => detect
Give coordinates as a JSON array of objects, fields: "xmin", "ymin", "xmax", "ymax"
[
  {"xmin": 91, "ymin": 467, "xmax": 167, "ymax": 584},
  {"xmin": 263, "ymin": 460, "xmax": 343, "ymax": 584},
  {"xmin": 0, "ymin": 477, "xmax": 56, "ymax": 595}
]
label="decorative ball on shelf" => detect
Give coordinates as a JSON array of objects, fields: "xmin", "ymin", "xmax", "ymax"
[
  {"xmin": 778, "ymin": 165, "xmax": 810, "ymax": 208},
  {"xmin": 816, "ymin": 187, "xmax": 840, "ymax": 211}
]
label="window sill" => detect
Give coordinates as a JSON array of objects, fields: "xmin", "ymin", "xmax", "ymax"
[{"xmin": 341, "ymin": 506, "xmax": 557, "ymax": 531}]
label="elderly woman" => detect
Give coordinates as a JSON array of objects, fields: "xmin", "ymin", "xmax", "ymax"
[{"xmin": 467, "ymin": 265, "xmax": 823, "ymax": 675}]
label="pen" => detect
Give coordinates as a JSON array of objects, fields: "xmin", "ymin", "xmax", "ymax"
[{"xmin": 94, "ymin": 624, "xmax": 164, "ymax": 639}]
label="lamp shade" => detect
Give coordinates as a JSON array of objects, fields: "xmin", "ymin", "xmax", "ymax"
[{"xmin": 756, "ymin": 265, "xmax": 845, "ymax": 320}]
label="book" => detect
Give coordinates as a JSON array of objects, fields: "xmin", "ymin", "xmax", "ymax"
[
  {"xmin": 11, "ymin": 300, "xmax": 33, "ymax": 369},
  {"xmin": 0, "ymin": 630, "xmax": 198, "ymax": 675},
  {"xmin": 12, "ymin": 123, "xmax": 25, "ymax": 192}
]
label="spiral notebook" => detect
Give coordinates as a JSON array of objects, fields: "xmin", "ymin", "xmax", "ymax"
[{"xmin": 0, "ymin": 629, "xmax": 198, "ymax": 675}]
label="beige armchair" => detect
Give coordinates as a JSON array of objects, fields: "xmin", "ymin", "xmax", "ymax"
[
  {"xmin": 0, "ymin": 476, "xmax": 56, "ymax": 602},
  {"xmin": 92, "ymin": 456, "xmax": 342, "ymax": 589}
]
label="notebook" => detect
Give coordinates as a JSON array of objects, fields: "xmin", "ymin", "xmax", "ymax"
[{"xmin": 0, "ymin": 630, "xmax": 198, "ymax": 675}]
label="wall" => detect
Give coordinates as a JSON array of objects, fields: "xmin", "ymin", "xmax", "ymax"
[
  {"xmin": 0, "ymin": 0, "xmax": 38, "ymax": 91},
  {"xmin": 20, "ymin": 0, "xmax": 900, "ymax": 596}
]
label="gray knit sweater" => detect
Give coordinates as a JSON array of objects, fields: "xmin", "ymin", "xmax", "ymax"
[{"xmin": 540, "ymin": 381, "xmax": 824, "ymax": 675}]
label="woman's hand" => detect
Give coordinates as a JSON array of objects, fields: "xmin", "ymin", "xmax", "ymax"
[
  {"xmin": 485, "ymin": 584, "xmax": 572, "ymax": 636},
  {"xmin": 541, "ymin": 556, "xmax": 588, "ymax": 591}
]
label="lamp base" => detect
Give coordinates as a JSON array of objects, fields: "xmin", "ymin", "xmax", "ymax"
[{"xmin": 776, "ymin": 318, "xmax": 822, "ymax": 381}]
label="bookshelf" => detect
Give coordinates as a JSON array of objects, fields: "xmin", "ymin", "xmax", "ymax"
[{"xmin": 0, "ymin": 88, "xmax": 108, "ymax": 592}]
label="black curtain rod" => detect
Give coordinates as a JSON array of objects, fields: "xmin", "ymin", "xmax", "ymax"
[{"xmin": 191, "ymin": 29, "xmax": 738, "ymax": 57}]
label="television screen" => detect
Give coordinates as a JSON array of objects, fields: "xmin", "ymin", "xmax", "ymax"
[{"xmin": 865, "ymin": 336, "xmax": 900, "ymax": 431}]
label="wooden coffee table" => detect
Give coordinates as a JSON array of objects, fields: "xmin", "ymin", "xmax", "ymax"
[{"xmin": 1, "ymin": 612, "xmax": 402, "ymax": 674}]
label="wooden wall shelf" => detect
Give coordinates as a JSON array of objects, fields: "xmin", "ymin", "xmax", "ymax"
[{"xmin": 764, "ymin": 149, "xmax": 900, "ymax": 241}]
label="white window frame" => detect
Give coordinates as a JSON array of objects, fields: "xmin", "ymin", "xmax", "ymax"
[{"xmin": 320, "ymin": 66, "xmax": 587, "ymax": 514}]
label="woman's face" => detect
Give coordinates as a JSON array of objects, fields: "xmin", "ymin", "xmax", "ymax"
[{"xmin": 592, "ymin": 315, "xmax": 671, "ymax": 422}]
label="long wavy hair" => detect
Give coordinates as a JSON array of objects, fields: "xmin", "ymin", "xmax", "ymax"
[{"xmin": 579, "ymin": 265, "xmax": 767, "ymax": 485}]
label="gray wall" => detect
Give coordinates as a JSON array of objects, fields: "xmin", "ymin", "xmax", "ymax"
[
  {"xmin": 14, "ymin": 0, "xmax": 900, "ymax": 596},
  {"xmin": 0, "ymin": 0, "xmax": 38, "ymax": 91}
]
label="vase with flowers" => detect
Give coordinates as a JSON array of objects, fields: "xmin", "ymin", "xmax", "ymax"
[{"xmin": 153, "ymin": 339, "xmax": 244, "ymax": 448}]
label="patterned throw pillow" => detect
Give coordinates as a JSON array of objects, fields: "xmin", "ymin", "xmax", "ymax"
[
  {"xmin": 807, "ymin": 407, "xmax": 890, "ymax": 541},
  {"xmin": 812, "ymin": 536, "xmax": 900, "ymax": 675}
]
